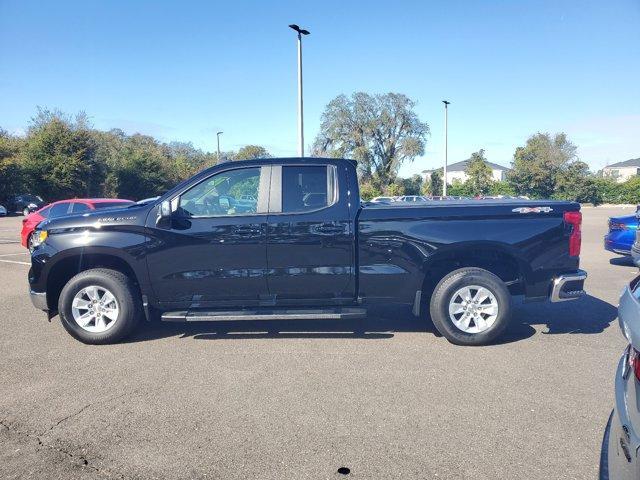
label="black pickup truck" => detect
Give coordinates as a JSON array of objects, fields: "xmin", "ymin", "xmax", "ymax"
[{"xmin": 28, "ymin": 157, "xmax": 587, "ymax": 346}]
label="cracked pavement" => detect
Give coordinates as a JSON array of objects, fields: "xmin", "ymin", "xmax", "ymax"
[{"xmin": 0, "ymin": 208, "xmax": 632, "ymax": 479}]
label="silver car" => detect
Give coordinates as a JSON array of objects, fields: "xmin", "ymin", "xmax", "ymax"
[{"xmin": 602, "ymin": 276, "xmax": 640, "ymax": 478}]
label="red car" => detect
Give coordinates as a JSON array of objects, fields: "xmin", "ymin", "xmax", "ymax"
[{"xmin": 21, "ymin": 198, "xmax": 134, "ymax": 248}]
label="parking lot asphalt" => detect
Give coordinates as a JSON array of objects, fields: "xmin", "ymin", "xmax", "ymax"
[{"xmin": 0, "ymin": 207, "xmax": 635, "ymax": 479}]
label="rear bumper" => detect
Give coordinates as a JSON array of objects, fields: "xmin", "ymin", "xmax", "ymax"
[
  {"xmin": 29, "ymin": 289, "xmax": 48, "ymax": 311},
  {"xmin": 605, "ymin": 230, "xmax": 634, "ymax": 255},
  {"xmin": 550, "ymin": 269, "xmax": 587, "ymax": 302}
]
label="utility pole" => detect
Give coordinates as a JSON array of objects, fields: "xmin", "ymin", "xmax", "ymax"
[
  {"xmin": 289, "ymin": 24, "xmax": 310, "ymax": 157},
  {"xmin": 216, "ymin": 131, "xmax": 223, "ymax": 162},
  {"xmin": 442, "ymin": 100, "xmax": 450, "ymax": 196}
]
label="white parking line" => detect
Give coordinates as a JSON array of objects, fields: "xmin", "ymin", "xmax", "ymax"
[
  {"xmin": 0, "ymin": 259, "xmax": 30, "ymax": 265},
  {"xmin": 0, "ymin": 252, "xmax": 28, "ymax": 257}
]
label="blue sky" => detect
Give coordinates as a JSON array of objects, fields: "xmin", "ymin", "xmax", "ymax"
[{"xmin": 1, "ymin": 0, "xmax": 639, "ymax": 177}]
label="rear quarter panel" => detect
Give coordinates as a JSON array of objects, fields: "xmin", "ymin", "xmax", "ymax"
[{"xmin": 357, "ymin": 201, "xmax": 580, "ymax": 303}]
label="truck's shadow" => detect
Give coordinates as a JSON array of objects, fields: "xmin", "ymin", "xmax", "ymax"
[{"xmin": 126, "ymin": 294, "xmax": 616, "ymax": 345}]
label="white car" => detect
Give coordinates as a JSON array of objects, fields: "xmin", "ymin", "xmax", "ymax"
[
  {"xmin": 369, "ymin": 196, "xmax": 395, "ymax": 204},
  {"xmin": 398, "ymin": 195, "xmax": 428, "ymax": 203},
  {"xmin": 0, "ymin": 205, "xmax": 6, "ymax": 216}
]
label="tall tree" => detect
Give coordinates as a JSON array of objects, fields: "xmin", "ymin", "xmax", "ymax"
[
  {"xmin": 508, "ymin": 132, "xmax": 577, "ymax": 198},
  {"xmin": 21, "ymin": 109, "xmax": 98, "ymax": 200},
  {"xmin": 465, "ymin": 149, "xmax": 493, "ymax": 195},
  {"xmin": 103, "ymin": 134, "xmax": 175, "ymax": 200},
  {"xmin": 312, "ymin": 92, "xmax": 429, "ymax": 187},
  {"xmin": 554, "ymin": 160, "xmax": 600, "ymax": 204}
]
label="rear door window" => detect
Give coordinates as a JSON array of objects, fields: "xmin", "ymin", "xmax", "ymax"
[{"xmin": 281, "ymin": 166, "xmax": 333, "ymax": 213}]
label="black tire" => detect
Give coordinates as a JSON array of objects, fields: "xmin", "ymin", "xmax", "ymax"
[
  {"xmin": 58, "ymin": 268, "xmax": 141, "ymax": 344},
  {"xmin": 429, "ymin": 267, "xmax": 511, "ymax": 346}
]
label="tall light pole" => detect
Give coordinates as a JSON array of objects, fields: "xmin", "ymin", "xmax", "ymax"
[
  {"xmin": 289, "ymin": 24, "xmax": 310, "ymax": 157},
  {"xmin": 442, "ymin": 100, "xmax": 450, "ymax": 196},
  {"xmin": 216, "ymin": 131, "xmax": 223, "ymax": 162}
]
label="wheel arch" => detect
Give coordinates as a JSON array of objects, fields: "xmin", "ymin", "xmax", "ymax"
[
  {"xmin": 420, "ymin": 242, "xmax": 531, "ymax": 301},
  {"xmin": 45, "ymin": 249, "xmax": 142, "ymax": 313}
]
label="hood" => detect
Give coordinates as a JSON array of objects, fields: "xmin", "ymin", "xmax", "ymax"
[{"xmin": 38, "ymin": 204, "xmax": 151, "ymax": 231}]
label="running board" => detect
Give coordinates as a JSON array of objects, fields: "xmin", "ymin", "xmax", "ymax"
[{"xmin": 161, "ymin": 307, "xmax": 366, "ymax": 322}]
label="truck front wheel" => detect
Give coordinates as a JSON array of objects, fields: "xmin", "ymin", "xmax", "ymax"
[
  {"xmin": 429, "ymin": 267, "xmax": 511, "ymax": 346},
  {"xmin": 58, "ymin": 268, "xmax": 141, "ymax": 344}
]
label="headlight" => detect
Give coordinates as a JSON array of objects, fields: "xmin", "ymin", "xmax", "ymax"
[{"xmin": 30, "ymin": 230, "xmax": 48, "ymax": 249}]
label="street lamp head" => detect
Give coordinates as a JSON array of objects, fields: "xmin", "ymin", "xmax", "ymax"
[
  {"xmin": 289, "ymin": 24, "xmax": 310, "ymax": 35},
  {"xmin": 442, "ymin": 100, "xmax": 450, "ymax": 105},
  {"xmin": 217, "ymin": 131, "xmax": 223, "ymax": 135}
]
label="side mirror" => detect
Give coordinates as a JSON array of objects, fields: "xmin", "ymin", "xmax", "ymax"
[
  {"xmin": 156, "ymin": 200, "xmax": 173, "ymax": 228},
  {"xmin": 159, "ymin": 200, "xmax": 172, "ymax": 218}
]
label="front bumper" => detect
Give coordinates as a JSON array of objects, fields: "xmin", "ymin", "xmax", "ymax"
[
  {"xmin": 29, "ymin": 289, "xmax": 48, "ymax": 311},
  {"xmin": 550, "ymin": 269, "xmax": 587, "ymax": 302}
]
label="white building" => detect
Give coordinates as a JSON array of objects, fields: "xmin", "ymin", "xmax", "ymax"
[
  {"xmin": 602, "ymin": 158, "xmax": 640, "ymax": 183},
  {"xmin": 422, "ymin": 159, "xmax": 509, "ymax": 184}
]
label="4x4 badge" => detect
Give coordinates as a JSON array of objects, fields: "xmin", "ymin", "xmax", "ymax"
[{"xmin": 512, "ymin": 207, "xmax": 554, "ymax": 213}]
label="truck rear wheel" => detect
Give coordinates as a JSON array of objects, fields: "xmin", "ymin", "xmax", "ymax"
[
  {"xmin": 429, "ymin": 267, "xmax": 511, "ymax": 346},
  {"xmin": 58, "ymin": 268, "xmax": 141, "ymax": 344}
]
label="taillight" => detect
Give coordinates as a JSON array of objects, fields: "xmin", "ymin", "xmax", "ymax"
[
  {"xmin": 627, "ymin": 347, "xmax": 640, "ymax": 382},
  {"xmin": 564, "ymin": 211, "xmax": 582, "ymax": 257},
  {"xmin": 609, "ymin": 220, "xmax": 627, "ymax": 231}
]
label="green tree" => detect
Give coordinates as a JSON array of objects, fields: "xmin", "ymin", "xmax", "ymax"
[
  {"xmin": 312, "ymin": 92, "xmax": 429, "ymax": 188},
  {"xmin": 465, "ymin": 149, "xmax": 493, "ymax": 195},
  {"xmin": 385, "ymin": 181, "xmax": 405, "ymax": 197},
  {"xmin": 553, "ymin": 160, "xmax": 601, "ymax": 204},
  {"xmin": 20, "ymin": 109, "xmax": 98, "ymax": 201},
  {"xmin": 400, "ymin": 174, "xmax": 424, "ymax": 195},
  {"xmin": 508, "ymin": 132, "xmax": 577, "ymax": 198},
  {"xmin": 0, "ymin": 130, "xmax": 25, "ymax": 201},
  {"xmin": 103, "ymin": 134, "xmax": 175, "ymax": 200},
  {"xmin": 447, "ymin": 180, "xmax": 473, "ymax": 197},
  {"xmin": 425, "ymin": 170, "xmax": 443, "ymax": 196},
  {"xmin": 359, "ymin": 182, "xmax": 383, "ymax": 201},
  {"xmin": 233, "ymin": 145, "xmax": 271, "ymax": 161},
  {"xmin": 488, "ymin": 181, "xmax": 516, "ymax": 196}
]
